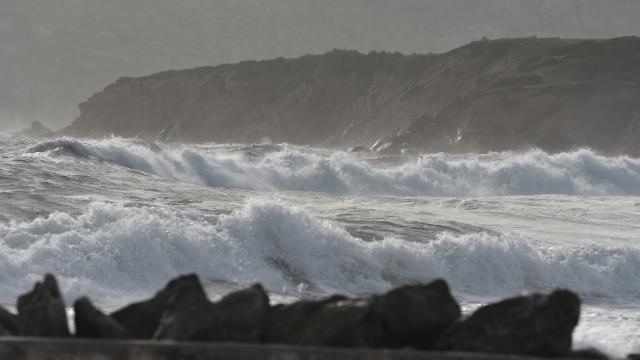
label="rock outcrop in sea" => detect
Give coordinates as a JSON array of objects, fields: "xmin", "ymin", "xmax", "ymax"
[
  {"xmin": 14, "ymin": 121, "xmax": 53, "ymax": 138},
  {"xmin": 62, "ymin": 36, "xmax": 640, "ymax": 155}
]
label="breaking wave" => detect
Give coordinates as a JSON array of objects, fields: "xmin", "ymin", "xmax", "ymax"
[
  {"xmin": 27, "ymin": 137, "xmax": 640, "ymax": 196},
  {"xmin": 1, "ymin": 201, "xmax": 639, "ymax": 304}
]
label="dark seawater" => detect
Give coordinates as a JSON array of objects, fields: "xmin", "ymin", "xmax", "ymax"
[{"xmin": 1, "ymin": 135, "xmax": 639, "ymax": 354}]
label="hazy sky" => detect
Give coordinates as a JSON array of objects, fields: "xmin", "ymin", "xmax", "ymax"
[{"xmin": 1, "ymin": 0, "xmax": 640, "ymax": 131}]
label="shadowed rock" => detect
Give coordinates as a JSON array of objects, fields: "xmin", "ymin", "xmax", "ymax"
[
  {"xmin": 373, "ymin": 280, "xmax": 461, "ymax": 349},
  {"xmin": 0, "ymin": 306, "xmax": 19, "ymax": 335},
  {"xmin": 74, "ymin": 297, "xmax": 130, "ymax": 339},
  {"xmin": 110, "ymin": 274, "xmax": 197, "ymax": 339},
  {"xmin": 207, "ymin": 284, "xmax": 271, "ymax": 342},
  {"xmin": 16, "ymin": 274, "xmax": 70, "ymax": 337},
  {"xmin": 264, "ymin": 295, "xmax": 347, "ymax": 344},
  {"xmin": 435, "ymin": 289, "xmax": 580, "ymax": 357},
  {"xmin": 154, "ymin": 279, "xmax": 270, "ymax": 343},
  {"xmin": 152, "ymin": 276, "xmax": 214, "ymax": 341},
  {"xmin": 265, "ymin": 295, "xmax": 381, "ymax": 347},
  {"xmin": 265, "ymin": 279, "xmax": 460, "ymax": 349},
  {"xmin": 570, "ymin": 348, "xmax": 609, "ymax": 360}
]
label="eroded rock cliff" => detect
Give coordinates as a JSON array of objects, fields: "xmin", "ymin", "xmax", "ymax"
[{"xmin": 63, "ymin": 37, "xmax": 640, "ymax": 154}]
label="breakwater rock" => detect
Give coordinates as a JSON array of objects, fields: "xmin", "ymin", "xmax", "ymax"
[{"xmin": 0, "ymin": 274, "xmax": 619, "ymax": 359}]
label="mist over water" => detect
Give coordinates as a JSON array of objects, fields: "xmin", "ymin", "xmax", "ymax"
[{"xmin": 2, "ymin": 0, "xmax": 640, "ymax": 129}]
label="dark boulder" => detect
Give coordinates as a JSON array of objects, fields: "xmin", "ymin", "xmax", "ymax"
[
  {"xmin": 16, "ymin": 274, "xmax": 70, "ymax": 337},
  {"xmin": 110, "ymin": 274, "xmax": 197, "ymax": 339},
  {"xmin": 627, "ymin": 354, "xmax": 640, "ymax": 360},
  {"xmin": 154, "ymin": 280, "xmax": 270, "ymax": 343},
  {"xmin": 570, "ymin": 348, "xmax": 610, "ymax": 360},
  {"xmin": 152, "ymin": 275, "xmax": 211, "ymax": 340},
  {"xmin": 265, "ymin": 295, "xmax": 382, "ymax": 347},
  {"xmin": 264, "ymin": 295, "xmax": 347, "ymax": 344},
  {"xmin": 207, "ymin": 284, "xmax": 271, "ymax": 342},
  {"xmin": 265, "ymin": 280, "xmax": 460, "ymax": 349},
  {"xmin": 435, "ymin": 289, "xmax": 581, "ymax": 357},
  {"xmin": 0, "ymin": 305, "xmax": 19, "ymax": 335},
  {"xmin": 74, "ymin": 297, "xmax": 130, "ymax": 339},
  {"xmin": 372, "ymin": 280, "xmax": 461, "ymax": 349}
]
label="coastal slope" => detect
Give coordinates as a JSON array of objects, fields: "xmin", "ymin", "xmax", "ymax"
[{"xmin": 62, "ymin": 37, "xmax": 640, "ymax": 154}]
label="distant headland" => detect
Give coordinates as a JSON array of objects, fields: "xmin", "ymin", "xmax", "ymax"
[{"xmin": 61, "ymin": 37, "xmax": 640, "ymax": 155}]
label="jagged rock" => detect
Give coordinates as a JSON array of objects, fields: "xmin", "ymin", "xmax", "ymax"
[
  {"xmin": 0, "ymin": 305, "xmax": 19, "ymax": 335},
  {"xmin": 372, "ymin": 280, "xmax": 461, "ymax": 349},
  {"xmin": 16, "ymin": 274, "xmax": 70, "ymax": 337},
  {"xmin": 152, "ymin": 275, "xmax": 211, "ymax": 340},
  {"xmin": 435, "ymin": 289, "xmax": 580, "ymax": 357},
  {"xmin": 110, "ymin": 274, "xmax": 197, "ymax": 339},
  {"xmin": 207, "ymin": 284, "xmax": 271, "ymax": 342},
  {"xmin": 570, "ymin": 348, "xmax": 610, "ymax": 360},
  {"xmin": 154, "ymin": 280, "xmax": 270, "ymax": 343},
  {"xmin": 74, "ymin": 297, "xmax": 129, "ymax": 339}
]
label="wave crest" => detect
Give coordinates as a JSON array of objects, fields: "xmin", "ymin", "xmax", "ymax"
[
  {"xmin": 27, "ymin": 138, "xmax": 640, "ymax": 196},
  {"xmin": 1, "ymin": 201, "xmax": 639, "ymax": 304}
]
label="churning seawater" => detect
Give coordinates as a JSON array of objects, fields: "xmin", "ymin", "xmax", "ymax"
[{"xmin": 1, "ymin": 135, "xmax": 639, "ymax": 354}]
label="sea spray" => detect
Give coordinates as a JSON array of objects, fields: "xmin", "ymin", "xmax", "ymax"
[
  {"xmin": 1, "ymin": 200, "xmax": 639, "ymax": 304},
  {"xmin": 28, "ymin": 137, "xmax": 640, "ymax": 196}
]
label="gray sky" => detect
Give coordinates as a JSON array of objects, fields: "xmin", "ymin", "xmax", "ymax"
[{"xmin": 1, "ymin": 0, "xmax": 640, "ymax": 131}]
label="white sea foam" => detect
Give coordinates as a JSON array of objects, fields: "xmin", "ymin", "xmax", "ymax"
[
  {"xmin": 1, "ymin": 200, "xmax": 639, "ymax": 305},
  {"xmin": 13, "ymin": 138, "xmax": 640, "ymax": 355},
  {"xmin": 27, "ymin": 137, "xmax": 640, "ymax": 196}
]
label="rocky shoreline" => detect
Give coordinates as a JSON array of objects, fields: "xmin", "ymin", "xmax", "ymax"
[
  {"xmin": 0, "ymin": 274, "xmax": 632, "ymax": 359},
  {"xmin": 61, "ymin": 37, "xmax": 640, "ymax": 155}
]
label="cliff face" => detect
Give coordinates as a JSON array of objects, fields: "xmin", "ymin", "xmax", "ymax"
[{"xmin": 64, "ymin": 37, "xmax": 640, "ymax": 154}]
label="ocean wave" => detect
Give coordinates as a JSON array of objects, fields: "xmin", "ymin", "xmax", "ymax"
[
  {"xmin": 26, "ymin": 137, "xmax": 640, "ymax": 196},
  {"xmin": 1, "ymin": 201, "xmax": 639, "ymax": 304}
]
